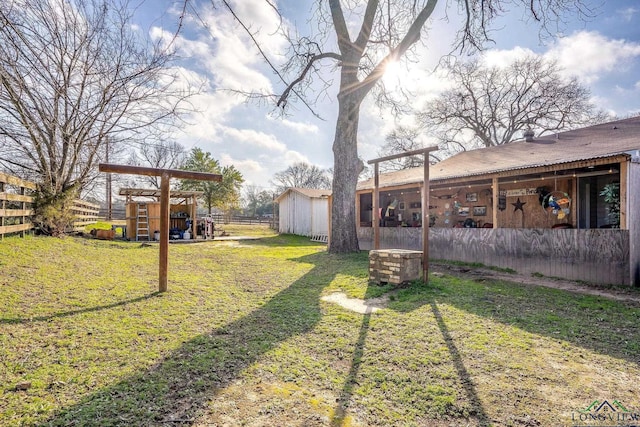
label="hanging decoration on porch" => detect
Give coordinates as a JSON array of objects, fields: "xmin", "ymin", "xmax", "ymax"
[
  {"xmin": 512, "ymin": 197, "xmax": 526, "ymax": 212},
  {"xmin": 432, "ymin": 189, "xmax": 461, "ymax": 200},
  {"xmin": 538, "ymin": 188, "xmax": 571, "ymax": 219},
  {"xmin": 498, "ymin": 190, "xmax": 507, "ymax": 211}
]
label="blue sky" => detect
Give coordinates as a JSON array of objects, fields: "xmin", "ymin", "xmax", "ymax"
[{"xmin": 132, "ymin": 1, "xmax": 640, "ymax": 190}]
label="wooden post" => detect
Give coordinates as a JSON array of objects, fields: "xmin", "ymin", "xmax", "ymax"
[
  {"xmin": 619, "ymin": 160, "xmax": 628, "ymax": 229},
  {"xmin": 373, "ymin": 162, "xmax": 380, "ymax": 250},
  {"xmin": 327, "ymin": 194, "xmax": 332, "ymax": 247},
  {"xmin": 189, "ymin": 194, "xmax": 196, "ymax": 239},
  {"xmin": 492, "ymin": 177, "xmax": 499, "ymax": 228},
  {"xmin": 19, "ymin": 185, "xmax": 26, "ymax": 238},
  {"xmin": 159, "ymin": 173, "xmax": 170, "ymax": 292},
  {"xmin": 367, "ymin": 147, "xmax": 438, "ymax": 283},
  {"xmin": 422, "ymin": 153, "xmax": 430, "ymax": 282},
  {"xmin": 99, "ymin": 163, "xmax": 221, "ymax": 292},
  {"xmin": 0, "ymin": 181, "xmax": 4, "ymax": 240},
  {"xmin": 106, "ymin": 137, "xmax": 112, "ymax": 221}
]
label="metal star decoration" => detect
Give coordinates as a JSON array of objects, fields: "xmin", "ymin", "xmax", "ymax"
[{"xmin": 512, "ymin": 197, "xmax": 526, "ymax": 212}]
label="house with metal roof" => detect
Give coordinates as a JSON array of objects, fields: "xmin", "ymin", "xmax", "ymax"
[
  {"xmin": 276, "ymin": 187, "xmax": 331, "ymax": 241},
  {"xmin": 356, "ymin": 116, "xmax": 640, "ymax": 286}
]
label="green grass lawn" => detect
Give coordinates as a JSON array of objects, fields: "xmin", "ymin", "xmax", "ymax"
[{"xmin": 1, "ymin": 232, "xmax": 639, "ymax": 426}]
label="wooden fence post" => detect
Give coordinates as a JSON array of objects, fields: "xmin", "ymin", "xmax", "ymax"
[
  {"xmin": 0, "ymin": 172, "xmax": 36, "ymax": 239},
  {"xmin": 0, "ymin": 180, "xmax": 4, "ymax": 240}
]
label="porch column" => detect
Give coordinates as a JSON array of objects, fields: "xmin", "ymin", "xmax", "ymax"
[
  {"xmin": 492, "ymin": 177, "xmax": 499, "ymax": 228},
  {"xmin": 620, "ymin": 160, "xmax": 628, "ymax": 229},
  {"xmin": 191, "ymin": 195, "xmax": 197, "ymax": 238}
]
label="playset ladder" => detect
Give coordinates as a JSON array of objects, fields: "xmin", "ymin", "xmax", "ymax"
[{"xmin": 136, "ymin": 203, "xmax": 150, "ymax": 241}]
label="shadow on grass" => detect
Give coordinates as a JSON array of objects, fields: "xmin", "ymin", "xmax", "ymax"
[
  {"xmin": 330, "ymin": 271, "xmax": 640, "ymax": 426},
  {"xmin": 331, "ymin": 307, "xmax": 373, "ymax": 427},
  {"xmin": 331, "ymin": 282, "xmax": 403, "ymax": 426},
  {"xmin": 430, "ymin": 300, "xmax": 491, "ymax": 426},
  {"xmin": 331, "ymin": 279, "xmax": 490, "ymax": 426},
  {"xmin": 0, "ymin": 293, "xmax": 161, "ymax": 325},
  {"xmin": 40, "ymin": 251, "xmax": 335, "ymax": 426},
  {"xmin": 418, "ymin": 274, "xmax": 640, "ymax": 364},
  {"xmin": 237, "ymin": 233, "xmax": 325, "ymax": 247}
]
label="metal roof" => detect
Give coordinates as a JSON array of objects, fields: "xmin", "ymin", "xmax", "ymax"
[
  {"xmin": 275, "ymin": 187, "xmax": 332, "ymax": 202},
  {"xmin": 118, "ymin": 188, "xmax": 203, "ymax": 198},
  {"xmin": 358, "ymin": 116, "xmax": 640, "ymax": 191}
]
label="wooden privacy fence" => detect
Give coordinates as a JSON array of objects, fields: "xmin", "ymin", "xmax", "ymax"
[
  {"xmin": 357, "ymin": 227, "xmax": 632, "ymax": 286},
  {"xmin": 0, "ymin": 172, "xmax": 101, "ymax": 238},
  {"xmin": 0, "ymin": 172, "xmax": 36, "ymax": 239}
]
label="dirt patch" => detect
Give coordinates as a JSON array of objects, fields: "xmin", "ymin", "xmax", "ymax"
[
  {"xmin": 321, "ymin": 292, "xmax": 389, "ymax": 314},
  {"xmin": 431, "ymin": 263, "xmax": 640, "ymax": 303}
]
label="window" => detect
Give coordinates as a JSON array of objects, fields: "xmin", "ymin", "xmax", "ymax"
[{"xmin": 578, "ymin": 174, "xmax": 619, "ymax": 229}]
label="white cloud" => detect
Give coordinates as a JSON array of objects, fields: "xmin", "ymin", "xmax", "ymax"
[
  {"xmin": 163, "ymin": 66, "xmax": 208, "ymax": 92},
  {"xmin": 230, "ymin": 1, "xmax": 291, "ymax": 54},
  {"xmin": 218, "ymin": 153, "xmax": 266, "ymax": 186},
  {"xmin": 283, "ymin": 150, "xmax": 310, "ymax": 164},
  {"xmin": 170, "ymin": 34, "xmax": 212, "ymax": 60},
  {"xmin": 481, "ymin": 46, "xmax": 537, "ymax": 68},
  {"xmin": 219, "ymin": 153, "xmax": 263, "ymax": 172},
  {"xmin": 148, "ymin": 1, "xmax": 289, "ymax": 98},
  {"xmin": 614, "ymin": 85, "xmax": 627, "ymax": 95},
  {"xmin": 176, "ymin": 90, "xmax": 247, "ymax": 144},
  {"xmin": 222, "ymin": 127, "xmax": 287, "ymax": 152},
  {"xmin": 618, "ymin": 7, "xmax": 639, "ymax": 22},
  {"xmin": 546, "ymin": 31, "xmax": 640, "ymax": 84},
  {"xmin": 270, "ymin": 117, "xmax": 320, "ymax": 134},
  {"xmin": 635, "ymin": 81, "xmax": 640, "ymax": 91},
  {"xmin": 175, "ymin": 0, "xmax": 290, "ymax": 93},
  {"xmin": 179, "ymin": 121, "xmax": 218, "ymax": 145}
]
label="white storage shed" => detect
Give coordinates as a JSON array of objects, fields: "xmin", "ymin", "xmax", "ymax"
[{"xmin": 276, "ymin": 188, "xmax": 331, "ymax": 241}]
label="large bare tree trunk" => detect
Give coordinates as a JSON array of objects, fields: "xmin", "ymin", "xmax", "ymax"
[
  {"xmin": 216, "ymin": 0, "xmax": 591, "ymax": 254},
  {"xmin": 329, "ymin": 94, "xmax": 363, "ymax": 253}
]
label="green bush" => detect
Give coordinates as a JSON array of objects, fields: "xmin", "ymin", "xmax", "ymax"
[{"xmin": 32, "ymin": 185, "xmax": 79, "ymax": 236}]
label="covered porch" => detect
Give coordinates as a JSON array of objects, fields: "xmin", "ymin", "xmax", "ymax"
[{"xmin": 356, "ymin": 155, "xmax": 639, "ymax": 286}]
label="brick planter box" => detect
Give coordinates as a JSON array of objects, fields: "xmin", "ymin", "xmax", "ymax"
[{"xmin": 369, "ymin": 249, "xmax": 423, "ymax": 285}]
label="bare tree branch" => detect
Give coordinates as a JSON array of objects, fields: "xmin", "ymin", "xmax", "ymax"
[
  {"xmin": 358, "ymin": 0, "xmax": 438, "ymax": 98},
  {"xmin": 277, "ymin": 52, "xmax": 341, "ymax": 108},
  {"xmin": 271, "ymin": 162, "xmax": 332, "ymax": 194},
  {"xmin": 196, "ymin": 0, "xmax": 599, "ymax": 253},
  {"xmin": 0, "ymin": 0, "xmax": 195, "ymax": 217},
  {"xmin": 418, "ymin": 55, "xmax": 608, "ymax": 154},
  {"xmin": 218, "ymin": 0, "xmax": 327, "ymax": 118}
]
